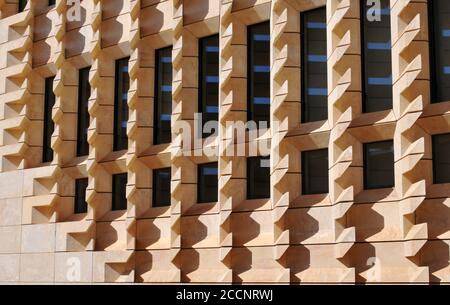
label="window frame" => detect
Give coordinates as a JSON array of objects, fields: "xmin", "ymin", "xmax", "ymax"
[
  {"xmin": 301, "ymin": 148, "xmax": 329, "ymax": 195},
  {"xmin": 43, "ymin": 76, "xmax": 55, "ymax": 163},
  {"xmin": 360, "ymin": 0, "xmax": 393, "ymax": 113},
  {"xmin": 112, "ymin": 173, "xmax": 128, "ymax": 211},
  {"xmin": 197, "ymin": 162, "xmax": 219, "ymax": 204},
  {"xmin": 76, "ymin": 67, "xmax": 91, "ymax": 157},
  {"xmin": 153, "ymin": 47, "xmax": 173, "ymax": 145},
  {"xmin": 152, "ymin": 167, "xmax": 172, "ymax": 207},
  {"xmin": 199, "ymin": 34, "xmax": 220, "ymax": 138},
  {"xmin": 113, "ymin": 57, "xmax": 130, "ymax": 152},
  {"xmin": 363, "ymin": 140, "xmax": 395, "ymax": 190},
  {"xmin": 247, "ymin": 156, "xmax": 271, "ymax": 200},
  {"xmin": 18, "ymin": 0, "xmax": 27, "ymax": 12},
  {"xmin": 432, "ymin": 133, "xmax": 450, "ymax": 184},
  {"xmin": 247, "ymin": 21, "xmax": 271, "ymax": 126},
  {"xmin": 300, "ymin": 6, "xmax": 328, "ymax": 123},
  {"xmin": 428, "ymin": 0, "xmax": 450, "ymax": 104},
  {"xmin": 74, "ymin": 178, "xmax": 88, "ymax": 214}
]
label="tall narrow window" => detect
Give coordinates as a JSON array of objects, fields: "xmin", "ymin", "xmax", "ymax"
[
  {"xmin": 364, "ymin": 140, "xmax": 394, "ymax": 189},
  {"xmin": 112, "ymin": 173, "xmax": 127, "ymax": 211},
  {"xmin": 113, "ymin": 57, "xmax": 130, "ymax": 151},
  {"xmin": 429, "ymin": 0, "xmax": 450, "ymax": 103},
  {"xmin": 154, "ymin": 47, "xmax": 173, "ymax": 145},
  {"xmin": 199, "ymin": 35, "xmax": 219, "ymax": 138},
  {"xmin": 432, "ymin": 133, "xmax": 450, "ymax": 184},
  {"xmin": 18, "ymin": 0, "xmax": 27, "ymax": 12},
  {"xmin": 248, "ymin": 22, "xmax": 270, "ymax": 126},
  {"xmin": 247, "ymin": 156, "xmax": 270, "ymax": 199},
  {"xmin": 43, "ymin": 76, "xmax": 55, "ymax": 163},
  {"xmin": 301, "ymin": 7, "xmax": 328, "ymax": 123},
  {"xmin": 302, "ymin": 149, "xmax": 329, "ymax": 195},
  {"xmin": 77, "ymin": 67, "xmax": 91, "ymax": 157},
  {"xmin": 198, "ymin": 163, "xmax": 218, "ymax": 203},
  {"xmin": 361, "ymin": 0, "xmax": 393, "ymax": 113},
  {"xmin": 153, "ymin": 168, "xmax": 171, "ymax": 207},
  {"xmin": 74, "ymin": 178, "xmax": 88, "ymax": 214}
]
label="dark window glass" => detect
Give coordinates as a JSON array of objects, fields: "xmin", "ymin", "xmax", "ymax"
[
  {"xmin": 361, "ymin": 0, "xmax": 393, "ymax": 113},
  {"xmin": 198, "ymin": 163, "xmax": 218, "ymax": 203},
  {"xmin": 433, "ymin": 133, "xmax": 450, "ymax": 184},
  {"xmin": 18, "ymin": 0, "xmax": 27, "ymax": 12},
  {"xmin": 199, "ymin": 35, "xmax": 219, "ymax": 138},
  {"xmin": 74, "ymin": 178, "xmax": 88, "ymax": 214},
  {"xmin": 247, "ymin": 156, "xmax": 270, "ymax": 199},
  {"xmin": 153, "ymin": 168, "xmax": 171, "ymax": 207},
  {"xmin": 248, "ymin": 22, "xmax": 270, "ymax": 126},
  {"xmin": 302, "ymin": 149, "xmax": 329, "ymax": 194},
  {"xmin": 429, "ymin": 0, "xmax": 450, "ymax": 103},
  {"xmin": 364, "ymin": 140, "xmax": 394, "ymax": 189},
  {"xmin": 112, "ymin": 173, "xmax": 127, "ymax": 211},
  {"xmin": 154, "ymin": 47, "xmax": 173, "ymax": 144},
  {"xmin": 301, "ymin": 7, "xmax": 328, "ymax": 123},
  {"xmin": 18, "ymin": 1, "xmax": 54, "ymax": 12},
  {"xmin": 43, "ymin": 76, "xmax": 55, "ymax": 163},
  {"xmin": 113, "ymin": 57, "xmax": 130, "ymax": 151},
  {"xmin": 77, "ymin": 67, "xmax": 91, "ymax": 156}
]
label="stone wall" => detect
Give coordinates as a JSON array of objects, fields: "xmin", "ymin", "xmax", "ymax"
[{"xmin": 0, "ymin": 0, "xmax": 449, "ymax": 284}]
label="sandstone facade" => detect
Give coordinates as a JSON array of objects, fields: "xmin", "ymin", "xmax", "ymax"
[{"xmin": 0, "ymin": 0, "xmax": 449, "ymax": 284}]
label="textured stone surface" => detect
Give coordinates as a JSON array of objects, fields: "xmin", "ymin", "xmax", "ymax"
[{"xmin": 0, "ymin": 0, "xmax": 448, "ymax": 284}]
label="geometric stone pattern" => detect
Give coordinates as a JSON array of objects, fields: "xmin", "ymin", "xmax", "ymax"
[{"xmin": 0, "ymin": 0, "xmax": 449, "ymax": 283}]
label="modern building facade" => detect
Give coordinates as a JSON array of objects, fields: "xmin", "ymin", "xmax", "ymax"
[{"xmin": 0, "ymin": 0, "xmax": 449, "ymax": 284}]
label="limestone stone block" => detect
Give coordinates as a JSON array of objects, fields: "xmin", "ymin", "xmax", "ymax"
[
  {"xmin": 20, "ymin": 253, "xmax": 55, "ymax": 283},
  {"xmin": 21, "ymin": 223, "xmax": 55, "ymax": 253},
  {"xmin": 0, "ymin": 254, "xmax": 20, "ymax": 282},
  {"xmin": 0, "ymin": 225, "xmax": 21, "ymax": 253},
  {"xmin": 0, "ymin": 198, "xmax": 22, "ymax": 226}
]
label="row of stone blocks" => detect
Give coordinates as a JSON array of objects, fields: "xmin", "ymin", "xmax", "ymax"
[{"xmin": 0, "ymin": 0, "xmax": 449, "ymax": 283}]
